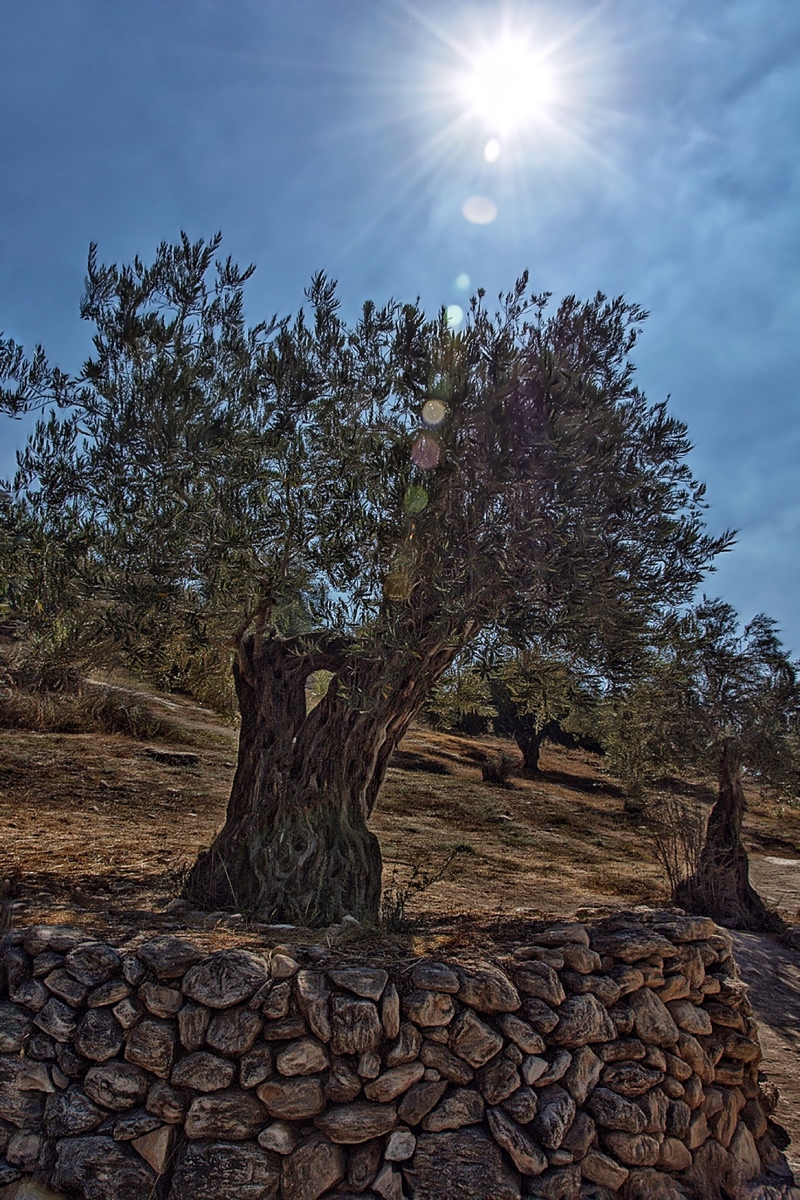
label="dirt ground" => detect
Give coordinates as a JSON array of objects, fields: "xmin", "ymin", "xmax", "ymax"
[{"xmin": 1, "ymin": 676, "xmax": 799, "ymax": 1169}]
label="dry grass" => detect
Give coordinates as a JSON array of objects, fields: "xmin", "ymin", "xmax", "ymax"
[{"xmin": 0, "ymin": 672, "xmax": 798, "ymax": 945}]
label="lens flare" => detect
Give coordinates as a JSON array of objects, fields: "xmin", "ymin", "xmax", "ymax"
[
  {"xmin": 446, "ymin": 303, "xmax": 464, "ymax": 328},
  {"xmin": 404, "ymin": 485, "xmax": 429, "ymax": 514},
  {"xmin": 411, "ymin": 434, "xmax": 441, "ymax": 470},
  {"xmin": 462, "ymin": 195, "xmax": 497, "ymax": 224},
  {"xmin": 455, "ymin": 272, "xmax": 470, "ymax": 290},
  {"xmin": 483, "ymin": 137, "xmax": 501, "ymax": 162},
  {"xmin": 422, "ymin": 399, "xmax": 447, "ymax": 427}
]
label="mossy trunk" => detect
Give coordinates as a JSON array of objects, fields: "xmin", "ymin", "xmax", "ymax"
[
  {"xmin": 675, "ymin": 743, "xmax": 776, "ymax": 931},
  {"xmin": 184, "ymin": 630, "xmax": 434, "ymax": 926}
]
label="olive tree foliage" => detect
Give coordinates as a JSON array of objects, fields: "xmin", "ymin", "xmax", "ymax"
[
  {"xmin": 600, "ymin": 600, "xmax": 800, "ymax": 928},
  {"xmin": 427, "ymin": 644, "xmax": 601, "ymax": 775},
  {"xmin": 3, "ymin": 233, "xmax": 732, "ymax": 922}
]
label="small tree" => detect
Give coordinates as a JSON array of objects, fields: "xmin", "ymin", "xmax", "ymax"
[
  {"xmin": 602, "ymin": 601, "xmax": 800, "ymax": 928},
  {"xmin": 3, "ymin": 234, "xmax": 732, "ymax": 924}
]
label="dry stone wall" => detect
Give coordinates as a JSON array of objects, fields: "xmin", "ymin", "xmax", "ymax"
[{"xmin": 0, "ymin": 911, "xmax": 797, "ymax": 1200}]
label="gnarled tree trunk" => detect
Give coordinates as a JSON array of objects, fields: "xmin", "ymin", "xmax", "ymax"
[
  {"xmin": 184, "ymin": 628, "xmax": 451, "ymax": 926},
  {"xmin": 674, "ymin": 742, "xmax": 776, "ymax": 930}
]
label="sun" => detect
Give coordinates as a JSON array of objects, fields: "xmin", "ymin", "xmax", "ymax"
[{"xmin": 458, "ymin": 36, "xmax": 556, "ymax": 136}]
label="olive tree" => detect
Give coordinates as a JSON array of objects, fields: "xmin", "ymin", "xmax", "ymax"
[
  {"xmin": 601, "ymin": 601, "xmax": 800, "ymax": 928},
  {"xmin": 5, "ymin": 233, "xmax": 731, "ymax": 924}
]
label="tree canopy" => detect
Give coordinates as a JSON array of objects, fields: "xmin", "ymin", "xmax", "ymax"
[{"xmin": 1, "ymin": 233, "xmax": 735, "ymax": 922}]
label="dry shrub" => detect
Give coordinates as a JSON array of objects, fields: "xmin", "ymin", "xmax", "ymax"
[
  {"xmin": 481, "ymin": 750, "xmax": 517, "ymax": 787},
  {"xmin": 648, "ymin": 791, "xmax": 705, "ymax": 894}
]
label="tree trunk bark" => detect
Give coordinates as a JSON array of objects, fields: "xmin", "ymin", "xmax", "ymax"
[
  {"xmin": 513, "ymin": 720, "xmax": 546, "ymax": 777},
  {"xmin": 183, "ymin": 630, "xmax": 440, "ymax": 926},
  {"xmin": 674, "ymin": 742, "xmax": 777, "ymax": 930}
]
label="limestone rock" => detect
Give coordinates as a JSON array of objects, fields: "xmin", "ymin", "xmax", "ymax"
[
  {"xmin": 23, "ymin": 925, "xmax": 87, "ymax": 955},
  {"xmin": 521, "ymin": 999, "xmax": 560, "ymax": 1035},
  {"xmin": 386, "ymin": 1126, "xmax": 417, "ymax": 1160},
  {"xmin": 524, "ymin": 1163, "xmax": 581, "ymax": 1198},
  {"xmin": 403, "ymin": 989, "xmax": 455, "ymax": 1027},
  {"xmin": 397, "ymin": 1080, "xmax": 447, "ymax": 1125},
  {"xmin": 171, "ymin": 1050, "xmax": 237, "ymax": 1091},
  {"xmin": 0, "ymin": 1081, "xmax": 45, "ymax": 1130},
  {"xmin": 328, "ymin": 967, "xmax": 388, "ymax": 1001},
  {"xmin": 272, "ymin": 1035, "xmax": 327, "ymax": 1077},
  {"xmin": 177, "ymin": 1001, "xmax": 210, "ymax": 1050},
  {"xmin": 657, "ymin": 1135, "xmax": 692, "ymax": 1170},
  {"xmin": 136, "ymin": 935, "xmax": 205, "ymax": 979},
  {"xmin": 139, "ymin": 982, "xmax": 183, "ymax": 1018},
  {"xmin": 83, "ymin": 1062, "xmax": 151, "ymax": 1110},
  {"xmin": 145, "ymin": 1079, "xmax": 188, "ymax": 1123},
  {"xmin": 0, "ymin": 1005, "xmax": 32, "ymax": 1054},
  {"xmin": 34, "ymin": 998, "xmax": 76, "ymax": 1043},
  {"xmin": 412, "ymin": 961, "xmax": 460, "ymax": 993},
  {"xmin": 448, "ymin": 1009, "xmax": 503, "ymax": 1068},
  {"xmin": 295, "ymin": 970, "xmax": 332, "ymax": 1043},
  {"xmin": 627, "ymin": 988, "xmax": 680, "ymax": 1046},
  {"xmin": 364, "ymin": 1061, "xmax": 425, "ymax": 1102},
  {"xmin": 619, "ymin": 1167, "xmax": 689, "ymax": 1200},
  {"xmin": 487, "ymin": 1105, "xmax": 548, "ymax": 1176},
  {"xmin": 112, "ymin": 997, "xmax": 144, "ymax": 1030},
  {"xmin": 591, "ymin": 928, "xmax": 676, "ymax": 963},
  {"xmin": 586, "ymin": 1088, "xmax": 647, "ymax": 1134},
  {"xmin": 325, "ymin": 1056, "xmax": 362, "ymax": 1103},
  {"xmin": 88, "ymin": 979, "xmax": 131, "ymax": 1008},
  {"xmin": 206, "ymin": 1005, "xmax": 263, "ymax": 1056},
  {"xmin": 385, "ymin": 1021, "xmax": 422, "ymax": 1067},
  {"xmin": 502, "ymin": 1086, "xmax": 539, "ymax": 1125},
  {"xmin": 374, "ymin": 1161, "xmax": 404, "ymax": 1200},
  {"xmin": 406, "ymin": 1127, "xmax": 522, "ymax": 1200},
  {"xmin": 257, "ymin": 1075, "xmax": 325, "ymax": 1120},
  {"xmin": 315, "ymin": 1101, "xmax": 398, "ymax": 1143},
  {"xmin": 168, "ymin": 1139, "xmax": 280, "ymax": 1200},
  {"xmin": 64, "ymin": 942, "xmax": 121, "ymax": 986},
  {"xmin": 601, "ymin": 1130, "xmax": 660, "ymax": 1167},
  {"xmin": 184, "ymin": 1089, "xmax": 267, "ymax": 1139},
  {"xmin": 270, "ymin": 953, "xmax": 300, "ymax": 980},
  {"xmin": 456, "ymin": 964, "xmax": 521, "ymax": 1014},
  {"xmin": 536, "ymin": 1049, "xmax": 572, "ymax": 1086},
  {"xmin": 258, "ymin": 1119, "xmax": 298, "ymax": 1155},
  {"xmin": 523, "ymin": 922, "xmax": 590, "ymax": 948},
  {"xmin": 382, "ymin": 983, "xmax": 402, "ymax": 1042},
  {"xmin": 262, "ymin": 981, "xmax": 292, "ymax": 1019},
  {"xmin": 282, "ymin": 1132, "xmax": 345, "ymax": 1200},
  {"xmin": 676, "ymin": 1031, "xmax": 715, "ymax": 1084},
  {"xmin": 347, "ymin": 1136, "xmax": 383, "ymax": 1190},
  {"xmin": 44, "ymin": 1087, "xmax": 106, "ymax": 1137},
  {"xmin": 521, "ymin": 1055, "xmax": 549, "ymax": 1086},
  {"xmin": 182, "ymin": 950, "xmax": 270, "ymax": 1008},
  {"xmin": 552, "ymin": 995, "xmax": 613, "ymax": 1047},
  {"xmin": 600, "ymin": 1060, "xmax": 665, "ymax": 1098},
  {"xmin": 74, "ymin": 1009, "xmax": 124, "ymax": 1062},
  {"xmin": 423, "ymin": 1087, "xmax": 484, "ymax": 1131},
  {"xmin": 531, "ymin": 1085, "xmax": 576, "ymax": 1150},
  {"xmin": 498, "ymin": 1014, "xmax": 546, "ymax": 1055},
  {"xmin": 561, "ymin": 1108, "xmax": 595, "ymax": 1158},
  {"xmin": 667, "ymin": 999, "xmax": 712, "ymax": 1036},
  {"xmin": 43, "ymin": 969, "xmax": 87, "ymax": 1007},
  {"xmin": 581, "ymin": 1149, "xmax": 630, "ymax": 1190},
  {"xmin": 128, "ymin": 1122, "xmax": 172, "ymax": 1175},
  {"xmin": 420, "ymin": 1040, "xmax": 474, "ymax": 1084},
  {"xmin": 112, "ymin": 1108, "xmax": 163, "ymax": 1140},
  {"xmin": 260, "ymin": 1014, "xmax": 308, "ymax": 1042},
  {"xmin": 124, "ymin": 1017, "xmax": 176, "ymax": 1077},
  {"xmin": 53, "ymin": 1134, "xmax": 157, "ymax": 1199},
  {"xmin": 330, "ymin": 996, "xmax": 383, "ymax": 1055},
  {"xmin": 476, "ymin": 1052, "xmax": 522, "ymax": 1104},
  {"xmin": 514, "ymin": 962, "xmax": 565, "ymax": 1007},
  {"xmin": 563, "ymin": 1046, "xmax": 602, "ymax": 1104}
]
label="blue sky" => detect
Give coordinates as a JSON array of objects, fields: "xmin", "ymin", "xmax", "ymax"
[{"xmin": 1, "ymin": 0, "xmax": 798, "ymax": 650}]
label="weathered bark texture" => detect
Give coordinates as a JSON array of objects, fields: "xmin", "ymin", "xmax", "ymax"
[
  {"xmin": 675, "ymin": 743, "xmax": 778, "ymax": 931},
  {"xmin": 184, "ymin": 629, "xmax": 453, "ymax": 926}
]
